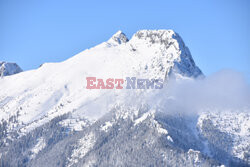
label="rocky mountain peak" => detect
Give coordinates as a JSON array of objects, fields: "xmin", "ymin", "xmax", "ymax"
[
  {"xmin": 127, "ymin": 30, "xmax": 203, "ymax": 78},
  {"xmin": 108, "ymin": 30, "xmax": 129, "ymax": 44},
  {"xmin": 0, "ymin": 61, "xmax": 23, "ymax": 77}
]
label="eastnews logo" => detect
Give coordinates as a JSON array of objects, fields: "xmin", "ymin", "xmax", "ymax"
[{"xmin": 86, "ymin": 77, "xmax": 164, "ymax": 89}]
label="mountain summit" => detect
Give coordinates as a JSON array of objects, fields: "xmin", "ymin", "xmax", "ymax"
[
  {"xmin": 108, "ymin": 30, "xmax": 129, "ymax": 44},
  {"xmin": 0, "ymin": 61, "xmax": 22, "ymax": 77},
  {"xmin": 129, "ymin": 30, "xmax": 203, "ymax": 78},
  {"xmin": 105, "ymin": 29, "xmax": 203, "ymax": 80}
]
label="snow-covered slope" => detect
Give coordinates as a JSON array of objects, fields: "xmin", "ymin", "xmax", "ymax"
[
  {"xmin": 0, "ymin": 61, "xmax": 22, "ymax": 77},
  {"xmin": 0, "ymin": 30, "xmax": 249, "ymax": 167},
  {"xmin": 0, "ymin": 30, "xmax": 202, "ymax": 135}
]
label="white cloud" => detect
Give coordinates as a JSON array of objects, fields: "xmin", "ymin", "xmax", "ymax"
[{"xmin": 148, "ymin": 70, "xmax": 250, "ymax": 114}]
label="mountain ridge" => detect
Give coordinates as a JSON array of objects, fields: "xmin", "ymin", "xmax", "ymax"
[{"xmin": 0, "ymin": 30, "xmax": 249, "ymax": 167}]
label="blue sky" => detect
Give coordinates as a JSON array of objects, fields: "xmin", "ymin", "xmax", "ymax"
[{"xmin": 0, "ymin": 0, "xmax": 249, "ymax": 81}]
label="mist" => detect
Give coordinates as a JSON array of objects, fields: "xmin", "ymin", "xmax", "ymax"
[
  {"xmin": 100, "ymin": 69, "xmax": 250, "ymax": 116},
  {"xmin": 148, "ymin": 69, "xmax": 250, "ymax": 114}
]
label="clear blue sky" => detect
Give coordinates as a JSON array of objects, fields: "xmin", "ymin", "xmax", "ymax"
[{"xmin": 1, "ymin": 0, "xmax": 249, "ymax": 80}]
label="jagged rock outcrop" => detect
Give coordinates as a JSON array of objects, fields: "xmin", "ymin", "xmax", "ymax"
[{"xmin": 0, "ymin": 61, "xmax": 22, "ymax": 77}]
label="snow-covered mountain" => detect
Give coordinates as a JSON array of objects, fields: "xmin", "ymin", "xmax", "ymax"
[
  {"xmin": 0, "ymin": 61, "xmax": 23, "ymax": 77},
  {"xmin": 0, "ymin": 30, "xmax": 249, "ymax": 167}
]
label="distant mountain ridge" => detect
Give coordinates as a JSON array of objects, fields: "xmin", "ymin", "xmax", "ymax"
[{"xmin": 0, "ymin": 61, "xmax": 23, "ymax": 77}]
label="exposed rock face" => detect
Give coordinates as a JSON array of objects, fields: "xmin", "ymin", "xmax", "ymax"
[
  {"xmin": 129, "ymin": 30, "xmax": 203, "ymax": 78},
  {"xmin": 108, "ymin": 30, "xmax": 129, "ymax": 45},
  {"xmin": 0, "ymin": 61, "xmax": 23, "ymax": 77}
]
